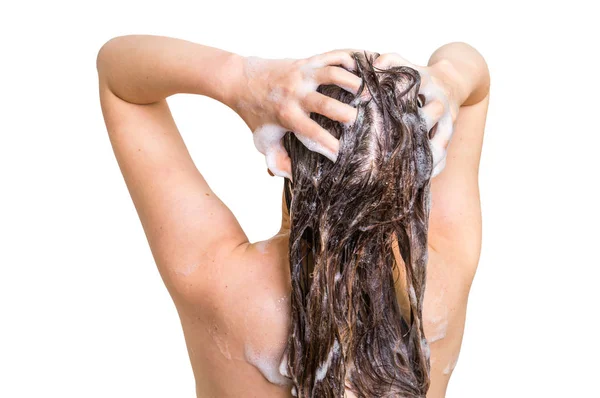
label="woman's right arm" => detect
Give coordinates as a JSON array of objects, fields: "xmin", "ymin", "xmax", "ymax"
[
  {"xmin": 428, "ymin": 42, "xmax": 491, "ymax": 107},
  {"xmin": 425, "ymin": 42, "xmax": 491, "ymax": 270}
]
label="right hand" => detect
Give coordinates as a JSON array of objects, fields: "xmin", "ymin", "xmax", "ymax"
[
  {"xmin": 374, "ymin": 53, "xmax": 462, "ymax": 177},
  {"xmin": 231, "ymin": 51, "xmax": 362, "ymax": 179}
]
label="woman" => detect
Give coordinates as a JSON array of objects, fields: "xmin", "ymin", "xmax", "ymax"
[{"xmin": 97, "ymin": 35, "xmax": 490, "ymax": 397}]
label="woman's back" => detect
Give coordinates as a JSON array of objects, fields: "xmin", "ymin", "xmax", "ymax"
[
  {"xmin": 171, "ymin": 234, "xmax": 294, "ymax": 397},
  {"xmin": 97, "ymin": 36, "xmax": 489, "ymax": 397},
  {"xmin": 171, "ymin": 223, "xmax": 481, "ymax": 397}
]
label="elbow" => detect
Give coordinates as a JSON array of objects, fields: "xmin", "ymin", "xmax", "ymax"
[
  {"xmin": 96, "ymin": 35, "xmax": 132, "ymax": 82},
  {"xmin": 96, "ymin": 36, "xmax": 120, "ymax": 79},
  {"xmin": 456, "ymin": 42, "xmax": 491, "ymax": 93},
  {"xmin": 96, "ymin": 38, "xmax": 114, "ymax": 85},
  {"xmin": 436, "ymin": 42, "xmax": 490, "ymax": 105}
]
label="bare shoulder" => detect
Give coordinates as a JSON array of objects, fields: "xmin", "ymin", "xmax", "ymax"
[
  {"xmin": 173, "ymin": 233, "xmax": 292, "ymax": 362},
  {"xmin": 169, "ymin": 233, "xmax": 290, "ymax": 308}
]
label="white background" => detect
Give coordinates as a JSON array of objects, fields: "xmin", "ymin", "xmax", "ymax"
[{"xmin": 1, "ymin": 1, "xmax": 599, "ymax": 397}]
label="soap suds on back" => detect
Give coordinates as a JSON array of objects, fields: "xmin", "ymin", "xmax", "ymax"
[
  {"xmin": 443, "ymin": 356, "xmax": 459, "ymax": 375},
  {"xmin": 426, "ymin": 311, "xmax": 449, "ymax": 344},
  {"xmin": 423, "ymin": 262, "xmax": 450, "ymax": 344},
  {"xmin": 175, "ymin": 262, "xmax": 199, "ymax": 277},
  {"xmin": 245, "ymin": 344, "xmax": 292, "ymax": 386},
  {"xmin": 275, "ymin": 294, "xmax": 290, "ymax": 312},
  {"xmin": 278, "ymin": 349, "xmax": 290, "ymax": 378},
  {"xmin": 255, "ymin": 239, "xmax": 270, "ymax": 254}
]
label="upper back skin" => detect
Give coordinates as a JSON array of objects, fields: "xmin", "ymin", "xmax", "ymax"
[
  {"xmin": 167, "ymin": 93, "xmax": 489, "ymax": 397},
  {"xmin": 97, "ymin": 36, "xmax": 489, "ymax": 397},
  {"xmin": 153, "ymin": 91, "xmax": 489, "ymax": 397},
  {"xmin": 171, "ymin": 227, "xmax": 478, "ymax": 397}
]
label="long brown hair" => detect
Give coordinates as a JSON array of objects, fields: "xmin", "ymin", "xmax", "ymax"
[{"xmin": 282, "ymin": 52, "xmax": 433, "ymax": 397}]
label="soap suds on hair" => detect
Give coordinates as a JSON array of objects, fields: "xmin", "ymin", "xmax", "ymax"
[
  {"xmin": 315, "ymin": 340, "xmax": 340, "ymax": 383},
  {"xmin": 334, "ymin": 272, "xmax": 342, "ymax": 283},
  {"xmin": 376, "ymin": 57, "xmax": 453, "ymax": 177},
  {"xmin": 421, "ymin": 337, "xmax": 431, "ymax": 361},
  {"xmin": 283, "ymin": 54, "xmax": 433, "ymax": 396}
]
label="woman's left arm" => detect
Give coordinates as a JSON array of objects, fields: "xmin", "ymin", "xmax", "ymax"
[
  {"xmin": 97, "ymin": 35, "xmax": 359, "ymax": 298},
  {"xmin": 97, "ymin": 35, "xmax": 251, "ymax": 297}
]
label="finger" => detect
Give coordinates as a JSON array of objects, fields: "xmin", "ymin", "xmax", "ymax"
[
  {"xmin": 314, "ymin": 66, "xmax": 362, "ymax": 94},
  {"xmin": 334, "ymin": 48, "xmax": 380, "ymax": 63},
  {"xmin": 253, "ymin": 124, "xmax": 292, "ymax": 180},
  {"xmin": 265, "ymin": 142, "xmax": 293, "ymax": 180},
  {"xmin": 302, "ymin": 92, "xmax": 358, "ymax": 125},
  {"xmin": 288, "ymin": 108, "xmax": 339, "ymax": 162},
  {"xmin": 310, "ymin": 50, "xmax": 357, "ymax": 71},
  {"xmin": 419, "ymin": 100, "xmax": 445, "ymax": 132},
  {"xmin": 373, "ymin": 53, "xmax": 410, "ymax": 69}
]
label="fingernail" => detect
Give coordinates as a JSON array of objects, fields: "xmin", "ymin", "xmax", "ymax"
[{"xmin": 322, "ymin": 147, "xmax": 338, "ymax": 162}]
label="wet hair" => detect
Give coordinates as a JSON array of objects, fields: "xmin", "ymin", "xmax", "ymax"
[{"xmin": 282, "ymin": 52, "xmax": 433, "ymax": 397}]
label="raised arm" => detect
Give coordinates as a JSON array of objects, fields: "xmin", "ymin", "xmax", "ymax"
[
  {"xmin": 96, "ymin": 35, "xmax": 361, "ymax": 298},
  {"xmin": 96, "ymin": 36, "xmax": 250, "ymax": 297},
  {"xmin": 97, "ymin": 35, "xmax": 240, "ymax": 105},
  {"xmin": 424, "ymin": 42, "xmax": 490, "ymax": 269}
]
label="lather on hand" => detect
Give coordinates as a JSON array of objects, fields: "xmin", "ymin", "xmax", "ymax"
[
  {"xmin": 231, "ymin": 51, "xmax": 362, "ymax": 179},
  {"xmin": 232, "ymin": 48, "xmax": 468, "ymax": 179}
]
